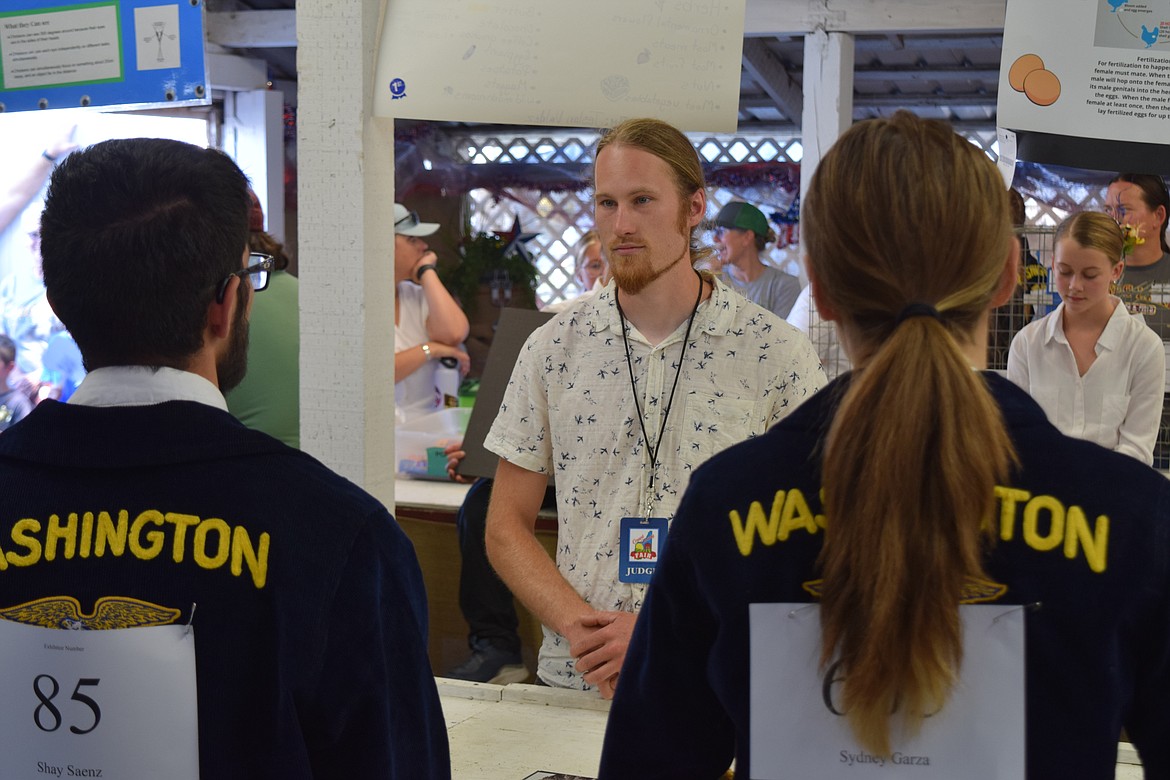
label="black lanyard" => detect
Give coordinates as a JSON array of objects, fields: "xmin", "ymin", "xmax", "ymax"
[{"xmin": 614, "ymin": 270, "xmax": 704, "ymax": 517}]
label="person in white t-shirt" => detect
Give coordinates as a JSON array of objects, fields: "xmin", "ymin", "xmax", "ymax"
[
  {"xmin": 393, "ymin": 204, "xmax": 469, "ymax": 414},
  {"xmin": 1008, "ymin": 210, "xmax": 1164, "ymax": 464}
]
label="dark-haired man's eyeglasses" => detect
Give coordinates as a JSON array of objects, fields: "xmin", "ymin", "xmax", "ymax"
[
  {"xmin": 215, "ymin": 252, "xmax": 274, "ymax": 304},
  {"xmin": 395, "ymin": 209, "xmax": 421, "ymax": 231}
]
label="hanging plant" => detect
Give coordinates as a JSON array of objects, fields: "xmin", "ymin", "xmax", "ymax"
[{"xmin": 438, "ymin": 230, "xmax": 538, "ymax": 315}]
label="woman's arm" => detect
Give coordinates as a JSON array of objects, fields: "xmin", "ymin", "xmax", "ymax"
[
  {"xmin": 412, "ymin": 251, "xmax": 469, "ymax": 346},
  {"xmin": 0, "ymin": 127, "xmax": 77, "ymax": 233},
  {"xmin": 394, "ymin": 341, "xmax": 469, "ymax": 383}
]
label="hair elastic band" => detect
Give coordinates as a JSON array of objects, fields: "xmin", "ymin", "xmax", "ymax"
[{"xmin": 895, "ymin": 302, "xmax": 941, "ymax": 325}]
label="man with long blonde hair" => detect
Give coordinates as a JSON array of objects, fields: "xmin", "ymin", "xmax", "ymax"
[{"xmin": 484, "ymin": 117, "xmax": 823, "ymax": 697}]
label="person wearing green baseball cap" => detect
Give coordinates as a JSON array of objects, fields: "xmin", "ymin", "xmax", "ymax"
[{"xmin": 713, "ymin": 201, "xmax": 801, "ymax": 318}]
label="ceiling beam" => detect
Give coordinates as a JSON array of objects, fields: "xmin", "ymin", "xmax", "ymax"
[
  {"xmin": 740, "ymin": 38, "xmax": 804, "ymax": 129},
  {"xmin": 207, "ymin": 10, "xmax": 296, "ymax": 48},
  {"xmin": 733, "ymin": 117, "xmax": 997, "ymax": 134},
  {"xmin": 740, "ymin": 93, "xmax": 997, "ymax": 109},
  {"xmin": 206, "ymin": 51, "xmax": 269, "ymax": 91},
  {"xmin": 846, "ymin": 66, "xmax": 999, "ymax": 81},
  {"xmin": 744, "ymin": 0, "xmax": 1007, "ymax": 36},
  {"xmin": 854, "ymin": 34, "xmax": 1004, "ymax": 52}
]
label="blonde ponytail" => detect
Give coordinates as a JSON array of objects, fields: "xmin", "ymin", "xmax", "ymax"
[{"xmin": 804, "ymin": 112, "xmax": 1018, "ymax": 754}]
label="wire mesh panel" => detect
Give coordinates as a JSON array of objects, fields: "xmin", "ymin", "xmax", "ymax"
[
  {"xmin": 462, "ymin": 128, "xmax": 804, "ymax": 307},
  {"xmin": 457, "ymin": 125, "xmax": 1117, "ymax": 309},
  {"xmin": 988, "ymin": 227, "xmax": 1057, "ymax": 372},
  {"xmin": 804, "ymin": 305, "xmax": 850, "ymax": 382}
]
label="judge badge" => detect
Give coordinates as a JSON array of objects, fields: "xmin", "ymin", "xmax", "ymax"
[{"xmin": 618, "ymin": 516, "xmax": 668, "ymax": 583}]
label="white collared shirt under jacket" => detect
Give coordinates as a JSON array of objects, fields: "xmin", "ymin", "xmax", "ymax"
[
  {"xmin": 485, "ymin": 276, "xmax": 826, "ymax": 689},
  {"xmin": 1007, "ymin": 297, "xmax": 1165, "ymax": 465}
]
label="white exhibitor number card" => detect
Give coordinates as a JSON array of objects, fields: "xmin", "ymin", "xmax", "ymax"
[
  {"xmin": 0, "ymin": 619, "xmax": 199, "ymax": 779},
  {"xmin": 749, "ymin": 603, "xmax": 1025, "ymax": 780}
]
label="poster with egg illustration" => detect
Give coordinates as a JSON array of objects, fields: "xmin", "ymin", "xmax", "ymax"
[{"xmin": 999, "ymin": 0, "xmax": 1170, "ymax": 146}]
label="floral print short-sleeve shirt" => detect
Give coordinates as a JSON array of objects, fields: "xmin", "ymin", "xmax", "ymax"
[{"xmin": 485, "ymin": 274, "xmax": 825, "ymax": 688}]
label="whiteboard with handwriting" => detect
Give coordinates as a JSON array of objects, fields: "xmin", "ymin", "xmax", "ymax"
[{"xmin": 373, "ymin": 0, "xmax": 745, "ymax": 132}]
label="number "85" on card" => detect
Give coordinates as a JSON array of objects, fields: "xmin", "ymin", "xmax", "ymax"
[{"xmin": 33, "ymin": 675, "xmax": 101, "ymax": 735}]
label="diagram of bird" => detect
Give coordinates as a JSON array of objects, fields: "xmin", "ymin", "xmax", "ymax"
[
  {"xmin": 1107, "ymin": 0, "xmax": 1128, "ymax": 12},
  {"xmin": 1141, "ymin": 24, "xmax": 1160, "ymax": 48}
]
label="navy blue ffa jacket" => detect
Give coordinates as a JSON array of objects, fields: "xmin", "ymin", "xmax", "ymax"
[
  {"xmin": 0, "ymin": 400, "xmax": 450, "ymax": 779},
  {"xmin": 601, "ymin": 373, "xmax": 1170, "ymax": 780}
]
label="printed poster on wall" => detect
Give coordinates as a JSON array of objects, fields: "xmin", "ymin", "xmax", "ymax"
[
  {"xmin": 998, "ymin": 0, "xmax": 1170, "ymax": 144},
  {"xmin": 0, "ymin": 0, "xmax": 208, "ymax": 113},
  {"xmin": 372, "ymin": 0, "xmax": 746, "ymax": 132}
]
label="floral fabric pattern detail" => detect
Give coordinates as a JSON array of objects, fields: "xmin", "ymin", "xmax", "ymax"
[{"xmin": 485, "ymin": 276, "xmax": 825, "ymax": 688}]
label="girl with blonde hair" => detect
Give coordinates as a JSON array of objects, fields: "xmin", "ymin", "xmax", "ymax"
[
  {"xmin": 1008, "ymin": 211, "xmax": 1164, "ymax": 464},
  {"xmin": 600, "ymin": 112, "xmax": 1170, "ymax": 779}
]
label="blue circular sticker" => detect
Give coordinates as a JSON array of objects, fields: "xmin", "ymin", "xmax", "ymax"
[{"xmin": 389, "ymin": 78, "xmax": 406, "ymax": 98}]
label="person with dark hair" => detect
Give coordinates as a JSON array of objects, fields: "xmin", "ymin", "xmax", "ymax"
[
  {"xmin": 1008, "ymin": 211, "xmax": 1164, "ymax": 464},
  {"xmin": 0, "ymin": 138, "xmax": 449, "ymax": 777},
  {"xmin": 1105, "ymin": 173, "xmax": 1170, "ymax": 466},
  {"xmin": 1107, "ymin": 173, "xmax": 1170, "ymax": 272},
  {"xmin": 226, "ymin": 189, "xmax": 300, "ymax": 448},
  {"xmin": 601, "ymin": 113, "xmax": 1170, "ymax": 779},
  {"xmin": 443, "ymin": 470, "xmax": 545, "ymax": 684},
  {"xmin": 712, "ymin": 200, "xmax": 801, "ymax": 318},
  {"xmin": 1106, "ymin": 173, "xmax": 1170, "ymax": 336},
  {"xmin": 484, "ymin": 117, "xmax": 824, "ymax": 697},
  {"xmin": 0, "ymin": 334, "xmax": 33, "ymax": 430}
]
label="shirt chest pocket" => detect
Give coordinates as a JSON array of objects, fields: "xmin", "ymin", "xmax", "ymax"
[
  {"xmin": 1031, "ymin": 388, "xmax": 1061, "ymax": 427},
  {"xmin": 680, "ymin": 392, "xmax": 760, "ymax": 469},
  {"xmin": 1097, "ymin": 393, "xmax": 1129, "ymax": 439}
]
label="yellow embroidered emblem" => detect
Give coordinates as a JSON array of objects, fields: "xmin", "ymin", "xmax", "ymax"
[
  {"xmin": 801, "ymin": 576, "xmax": 1008, "ymax": 604},
  {"xmin": 0, "ymin": 596, "xmax": 181, "ymax": 630}
]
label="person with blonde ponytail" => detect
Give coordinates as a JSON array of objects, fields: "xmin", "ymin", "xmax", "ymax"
[
  {"xmin": 599, "ymin": 112, "xmax": 1170, "ymax": 779},
  {"xmin": 1008, "ymin": 211, "xmax": 1164, "ymax": 465}
]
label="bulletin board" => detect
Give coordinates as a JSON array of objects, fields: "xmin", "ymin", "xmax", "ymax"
[
  {"xmin": 0, "ymin": 0, "xmax": 209, "ymax": 113},
  {"xmin": 997, "ymin": 0, "xmax": 1170, "ymax": 172},
  {"xmin": 373, "ymin": 0, "xmax": 746, "ymax": 132}
]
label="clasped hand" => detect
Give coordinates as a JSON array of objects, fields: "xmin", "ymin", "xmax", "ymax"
[{"xmin": 568, "ymin": 611, "xmax": 637, "ymax": 700}]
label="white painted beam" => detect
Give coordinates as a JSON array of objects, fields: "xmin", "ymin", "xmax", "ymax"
[
  {"xmin": 297, "ymin": 0, "xmax": 397, "ymax": 506},
  {"xmin": 744, "ymin": 0, "xmax": 1006, "ymax": 36},
  {"xmin": 271, "ymin": 79, "xmax": 298, "ymax": 106},
  {"xmin": 741, "ymin": 38, "xmax": 804, "ymax": 129},
  {"xmin": 222, "ymin": 89, "xmax": 286, "ymax": 243},
  {"xmin": 207, "ymin": 10, "xmax": 297, "ymax": 49},
  {"xmin": 799, "ymin": 29, "xmax": 855, "ymax": 282},
  {"xmin": 207, "ymin": 51, "xmax": 269, "ymax": 92}
]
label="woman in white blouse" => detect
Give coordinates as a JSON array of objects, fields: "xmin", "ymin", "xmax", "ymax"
[{"xmin": 1008, "ymin": 211, "xmax": 1165, "ymax": 464}]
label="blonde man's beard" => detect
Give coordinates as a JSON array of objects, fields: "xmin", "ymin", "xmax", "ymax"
[{"xmin": 610, "ymin": 208, "xmax": 693, "ymax": 295}]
